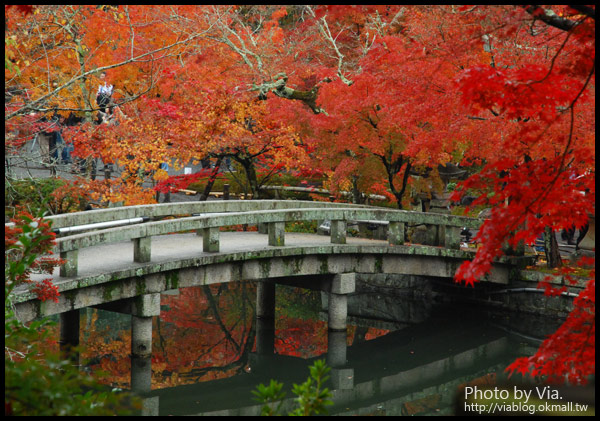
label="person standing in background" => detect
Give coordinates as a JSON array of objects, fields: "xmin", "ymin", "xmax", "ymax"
[{"xmin": 96, "ymin": 71, "xmax": 114, "ymax": 119}]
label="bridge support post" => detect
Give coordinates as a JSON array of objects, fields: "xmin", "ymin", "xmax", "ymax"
[
  {"xmin": 331, "ymin": 220, "xmax": 346, "ymax": 244},
  {"xmin": 327, "ymin": 330, "xmax": 347, "ymax": 367},
  {"xmin": 256, "ymin": 280, "xmax": 276, "ymax": 355},
  {"xmin": 328, "ymin": 273, "xmax": 355, "ymax": 331},
  {"xmin": 131, "ymin": 315, "xmax": 153, "ymax": 358},
  {"xmin": 328, "ymin": 294, "xmax": 347, "ymax": 331},
  {"xmin": 92, "ymin": 293, "xmax": 159, "ymax": 393},
  {"xmin": 59, "ymin": 309, "xmax": 80, "ymax": 366},
  {"xmin": 327, "ymin": 330, "xmax": 354, "ymax": 390},
  {"xmin": 256, "ymin": 317, "xmax": 275, "ymax": 356},
  {"xmin": 268, "ymin": 222, "xmax": 285, "ymax": 246},
  {"xmin": 130, "ymin": 293, "xmax": 160, "ymax": 359},
  {"xmin": 256, "ymin": 280, "xmax": 276, "ymax": 319},
  {"xmin": 202, "ymin": 227, "xmax": 220, "ymax": 252},
  {"xmin": 388, "ymin": 222, "xmax": 405, "ymax": 245},
  {"xmin": 130, "ymin": 293, "xmax": 160, "ymax": 396},
  {"xmin": 133, "ymin": 236, "xmax": 151, "ymax": 263},
  {"xmin": 60, "ymin": 250, "xmax": 78, "ymax": 277}
]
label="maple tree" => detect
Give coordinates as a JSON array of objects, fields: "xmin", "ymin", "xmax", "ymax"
[
  {"xmin": 446, "ymin": 6, "xmax": 595, "ymax": 384},
  {"xmin": 5, "ymin": 5, "xmax": 595, "ymax": 386},
  {"xmin": 5, "ymin": 210, "xmax": 63, "ymax": 303}
]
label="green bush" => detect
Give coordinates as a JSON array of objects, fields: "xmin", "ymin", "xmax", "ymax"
[
  {"xmin": 5, "ymin": 178, "xmax": 89, "ymax": 218},
  {"xmin": 252, "ymin": 359, "xmax": 333, "ymax": 416},
  {"xmin": 5, "ymin": 210, "xmax": 137, "ymax": 415}
]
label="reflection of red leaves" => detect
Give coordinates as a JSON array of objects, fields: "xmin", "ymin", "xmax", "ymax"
[
  {"xmin": 364, "ymin": 327, "xmax": 389, "ymax": 341},
  {"xmin": 274, "ymin": 318, "xmax": 329, "ymax": 358}
]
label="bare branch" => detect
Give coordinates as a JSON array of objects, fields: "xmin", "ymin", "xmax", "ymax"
[
  {"xmin": 6, "ymin": 30, "xmax": 210, "ymax": 121},
  {"xmin": 317, "ymin": 16, "xmax": 354, "ymax": 86}
]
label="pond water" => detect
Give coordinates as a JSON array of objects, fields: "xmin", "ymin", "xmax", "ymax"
[{"xmin": 69, "ymin": 281, "xmax": 555, "ymax": 416}]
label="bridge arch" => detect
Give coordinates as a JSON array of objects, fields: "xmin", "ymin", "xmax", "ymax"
[{"xmin": 7, "ymin": 200, "xmax": 539, "ymax": 401}]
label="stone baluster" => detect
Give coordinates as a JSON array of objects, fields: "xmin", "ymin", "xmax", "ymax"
[
  {"xmin": 388, "ymin": 221, "xmax": 405, "ymax": 246},
  {"xmin": 133, "ymin": 236, "xmax": 151, "ymax": 262},
  {"xmin": 330, "ymin": 220, "xmax": 346, "ymax": 244},
  {"xmin": 268, "ymin": 222, "xmax": 285, "ymax": 246},
  {"xmin": 202, "ymin": 227, "xmax": 220, "ymax": 252},
  {"xmin": 60, "ymin": 249, "xmax": 78, "ymax": 277},
  {"xmin": 444, "ymin": 225, "xmax": 462, "ymax": 250}
]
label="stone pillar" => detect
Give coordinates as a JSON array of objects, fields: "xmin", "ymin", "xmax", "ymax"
[
  {"xmin": 423, "ymin": 224, "xmax": 440, "ymax": 246},
  {"xmin": 326, "ymin": 330, "xmax": 347, "ymax": 367},
  {"xmin": 131, "ymin": 315, "xmax": 153, "ymax": 359},
  {"xmin": 131, "ymin": 352, "xmax": 152, "ymax": 390},
  {"xmin": 133, "ymin": 236, "xmax": 151, "ymax": 263},
  {"xmin": 327, "ymin": 330, "xmax": 354, "ymax": 390},
  {"xmin": 223, "ymin": 184, "xmax": 230, "ymax": 201},
  {"xmin": 129, "ymin": 293, "xmax": 160, "ymax": 358},
  {"xmin": 59, "ymin": 309, "xmax": 80, "ymax": 365},
  {"xmin": 60, "ymin": 249, "xmax": 78, "ymax": 277},
  {"xmin": 331, "ymin": 220, "xmax": 346, "ymax": 244},
  {"xmin": 327, "ymin": 273, "xmax": 354, "ymax": 332},
  {"xmin": 131, "ymin": 351, "xmax": 159, "ymax": 415},
  {"xmin": 388, "ymin": 222, "xmax": 405, "ymax": 246},
  {"xmin": 129, "ymin": 293, "xmax": 160, "ymax": 394},
  {"xmin": 256, "ymin": 280, "xmax": 276, "ymax": 319},
  {"xmin": 202, "ymin": 227, "xmax": 220, "ymax": 252},
  {"xmin": 256, "ymin": 317, "xmax": 275, "ymax": 356},
  {"xmin": 328, "ymin": 293, "xmax": 348, "ymax": 331},
  {"xmin": 256, "ymin": 280, "xmax": 276, "ymax": 358},
  {"xmin": 258, "ymin": 223, "xmax": 268, "ymax": 234},
  {"xmin": 444, "ymin": 226, "xmax": 461, "ymax": 249},
  {"xmin": 268, "ymin": 222, "xmax": 285, "ymax": 246}
]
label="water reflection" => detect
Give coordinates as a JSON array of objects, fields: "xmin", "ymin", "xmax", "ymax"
[{"xmin": 75, "ymin": 282, "xmax": 540, "ymax": 416}]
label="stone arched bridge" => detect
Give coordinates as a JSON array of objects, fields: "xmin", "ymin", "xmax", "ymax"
[
  {"xmin": 9, "ymin": 199, "xmax": 531, "ymax": 325},
  {"xmin": 8, "ymin": 199, "xmax": 538, "ymax": 397}
]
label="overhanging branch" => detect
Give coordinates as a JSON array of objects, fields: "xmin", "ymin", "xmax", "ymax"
[
  {"xmin": 252, "ymin": 73, "xmax": 330, "ymax": 114},
  {"xmin": 523, "ymin": 5, "xmax": 585, "ymax": 32}
]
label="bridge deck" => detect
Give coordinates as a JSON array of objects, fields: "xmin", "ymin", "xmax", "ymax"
[{"xmin": 27, "ymin": 231, "xmax": 389, "ymax": 286}]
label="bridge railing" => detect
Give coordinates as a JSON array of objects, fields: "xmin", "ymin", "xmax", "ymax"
[
  {"xmin": 9, "ymin": 200, "xmax": 371, "ymax": 231},
  {"xmin": 37, "ymin": 202, "xmax": 482, "ymax": 278}
]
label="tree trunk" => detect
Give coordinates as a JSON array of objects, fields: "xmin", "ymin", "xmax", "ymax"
[
  {"xmin": 351, "ymin": 176, "xmax": 363, "ymax": 204},
  {"xmin": 238, "ymin": 158, "xmax": 261, "ymax": 199},
  {"xmin": 385, "ymin": 157, "xmax": 411, "ymax": 210},
  {"xmin": 198, "ymin": 157, "xmax": 223, "ymax": 201},
  {"xmin": 544, "ymin": 226, "xmax": 562, "ymax": 268}
]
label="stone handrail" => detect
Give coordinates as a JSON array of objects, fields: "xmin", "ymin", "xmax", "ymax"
[
  {"xmin": 49, "ymin": 204, "xmax": 483, "ymax": 278},
  {"xmin": 15, "ymin": 200, "xmax": 372, "ymax": 231}
]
